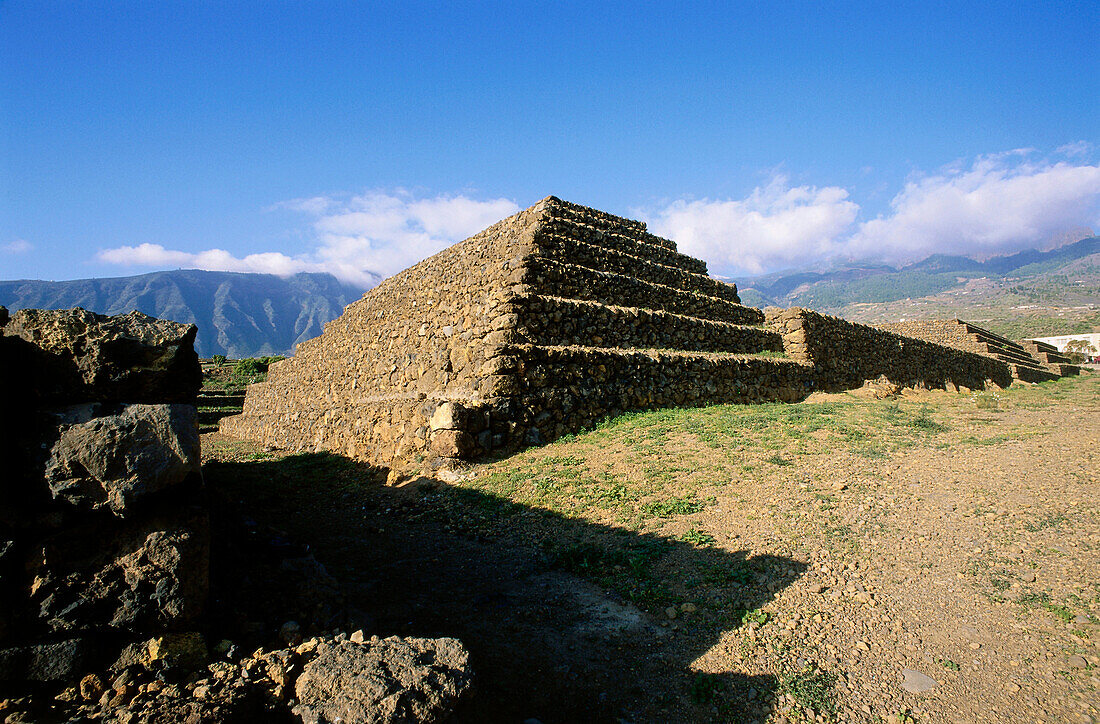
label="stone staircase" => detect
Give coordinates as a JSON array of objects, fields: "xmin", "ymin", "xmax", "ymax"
[
  {"xmin": 875, "ymin": 319, "xmax": 1079, "ymax": 383},
  {"xmin": 1019, "ymin": 340, "xmax": 1081, "ymax": 377}
]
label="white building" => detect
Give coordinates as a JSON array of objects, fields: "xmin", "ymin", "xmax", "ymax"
[{"xmin": 1028, "ymin": 333, "xmax": 1100, "ymax": 353}]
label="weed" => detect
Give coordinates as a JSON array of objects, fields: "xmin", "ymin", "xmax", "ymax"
[
  {"xmin": 972, "ymin": 390, "xmax": 1001, "ymax": 410},
  {"xmin": 1025, "ymin": 514, "xmax": 1067, "ymax": 532},
  {"xmin": 765, "ymin": 453, "xmax": 793, "ymax": 466},
  {"xmin": 777, "ymin": 665, "xmax": 837, "ymax": 716},
  {"xmin": 739, "ymin": 608, "xmax": 768, "ymax": 626},
  {"xmin": 680, "ymin": 528, "xmax": 715, "ymax": 547},
  {"xmin": 937, "ymin": 658, "xmax": 961, "ymax": 671},
  {"xmin": 641, "ymin": 496, "xmax": 704, "ymax": 518},
  {"xmin": 688, "ymin": 672, "xmax": 725, "ymax": 704}
]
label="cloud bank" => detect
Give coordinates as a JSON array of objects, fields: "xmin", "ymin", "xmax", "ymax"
[
  {"xmin": 98, "ymin": 191, "xmax": 520, "ymax": 287},
  {"xmin": 96, "ymin": 148, "xmax": 1100, "ymax": 285},
  {"xmin": 641, "ymin": 149, "xmax": 1100, "ymax": 277}
]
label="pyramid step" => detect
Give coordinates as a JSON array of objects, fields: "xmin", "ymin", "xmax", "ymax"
[
  {"xmin": 513, "ymin": 294, "xmax": 783, "ymax": 355},
  {"xmin": 540, "ymin": 215, "xmax": 708, "ymax": 275},
  {"xmin": 962, "ymin": 324, "xmax": 1029, "ymax": 353},
  {"xmin": 532, "ymin": 232, "xmax": 741, "ymax": 304},
  {"xmin": 1022, "ymin": 340, "xmax": 1059, "ymax": 355},
  {"xmin": 1031, "ymin": 350, "xmax": 1072, "ymax": 365},
  {"xmin": 1010, "ymin": 364, "xmax": 1060, "ymax": 383},
  {"xmin": 522, "ymin": 257, "xmax": 764, "ymax": 325},
  {"xmin": 981, "ymin": 344, "xmax": 1042, "ymax": 367},
  {"xmin": 547, "ymin": 197, "xmax": 670, "ymax": 248},
  {"xmin": 503, "ymin": 344, "xmax": 812, "ymax": 430}
]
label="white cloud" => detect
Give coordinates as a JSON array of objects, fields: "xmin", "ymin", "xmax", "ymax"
[
  {"xmin": 97, "ymin": 191, "xmax": 520, "ymax": 286},
  {"xmin": 3, "ymin": 239, "xmax": 32, "ymax": 254},
  {"xmin": 1057, "ymin": 141, "xmax": 1093, "ymax": 158},
  {"xmin": 638, "ymin": 176, "xmax": 860, "ymax": 275},
  {"xmin": 848, "ymin": 155, "xmax": 1100, "ymax": 262},
  {"xmin": 641, "ymin": 151, "xmax": 1100, "ymax": 276}
]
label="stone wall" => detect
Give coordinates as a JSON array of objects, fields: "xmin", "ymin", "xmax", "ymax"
[
  {"xmin": 0, "ymin": 307, "xmax": 206, "ymax": 684},
  {"xmin": 874, "ymin": 319, "xmax": 1076, "ymax": 382},
  {"xmin": 765, "ymin": 308, "xmax": 1013, "ymax": 392},
  {"xmin": 872, "ymin": 320, "xmax": 988, "ymax": 355}
]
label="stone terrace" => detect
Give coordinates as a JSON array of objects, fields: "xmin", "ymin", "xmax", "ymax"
[
  {"xmin": 875, "ymin": 319, "xmax": 1081, "ymax": 382},
  {"xmin": 221, "ymin": 197, "xmax": 1013, "ymax": 467}
]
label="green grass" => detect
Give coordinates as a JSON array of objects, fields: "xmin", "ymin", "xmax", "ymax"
[
  {"xmin": 777, "ymin": 665, "xmax": 837, "ymax": 717},
  {"xmin": 679, "ymin": 528, "xmax": 716, "ymax": 546}
]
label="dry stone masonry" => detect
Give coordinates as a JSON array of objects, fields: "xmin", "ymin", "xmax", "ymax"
[
  {"xmin": 875, "ymin": 320, "xmax": 1080, "ymax": 382},
  {"xmin": 767, "ymin": 309, "xmax": 1014, "ymax": 392},
  {"xmin": 221, "ymin": 197, "xmax": 1033, "ymax": 467}
]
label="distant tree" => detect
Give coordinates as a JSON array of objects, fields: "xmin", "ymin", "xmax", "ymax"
[
  {"xmin": 211, "ymin": 354, "xmax": 227, "ymax": 366},
  {"xmin": 1064, "ymin": 339, "xmax": 1096, "ymax": 363}
]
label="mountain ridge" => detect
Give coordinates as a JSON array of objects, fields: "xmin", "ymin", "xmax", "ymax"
[{"xmin": 0, "ymin": 269, "xmax": 374, "ymax": 357}]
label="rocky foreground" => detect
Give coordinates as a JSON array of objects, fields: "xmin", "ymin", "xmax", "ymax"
[{"xmin": 0, "ymin": 307, "xmax": 473, "ymax": 723}]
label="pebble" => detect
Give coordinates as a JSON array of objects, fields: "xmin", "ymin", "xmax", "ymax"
[
  {"xmin": 969, "ymin": 642, "xmax": 981, "ymax": 650},
  {"xmin": 1067, "ymin": 655, "xmax": 1088, "ymax": 669},
  {"xmin": 680, "ymin": 602, "xmax": 697, "ymax": 614},
  {"xmin": 664, "ymin": 607, "xmax": 677, "ymax": 620},
  {"xmin": 808, "ymin": 583, "xmax": 825, "ymax": 594},
  {"xmin": 1021, "ymin": 570, "xmax": 1036, "ymax": 583},
  {"xmin": 1073, "ymin": 615, "xmax": 1090, "ymax": 625},
  {"xmin": 900, "ymin": 669, "xmax": 937, "ymax": 693}
]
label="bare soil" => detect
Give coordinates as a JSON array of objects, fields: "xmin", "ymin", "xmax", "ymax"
[{"xmin": 203, "ymin": 373, "xmax": 1099, "ymax": 724}]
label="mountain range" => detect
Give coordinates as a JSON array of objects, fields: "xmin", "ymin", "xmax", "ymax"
[
  {"xmin": 737, "ymin": 236, "xmax": 1100, "ymax": 339},
  {"xmin": 0, "ymin": 269, "xmax": 373, "ymax": 358},
  {"xmin": 2, "ymin": 236, "xmax": 1096, "ymax": 357}
]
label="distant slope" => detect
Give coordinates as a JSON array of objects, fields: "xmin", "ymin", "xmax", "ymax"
[
  {"xmin": 739, "ymin": 237, "xmax": 1100, "ymax": 309},
  {"xmin": 0, "ymin": 269, "xmax": 374, "ymax": 357},
  {"xmin": 737, "ymin": 237, "xmax": 1100, "ymax": 339}
]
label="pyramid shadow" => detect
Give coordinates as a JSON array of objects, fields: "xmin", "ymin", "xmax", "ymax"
[{"xmin": 204, "ymin": 451, "xmax": 809, "ymax": 723}]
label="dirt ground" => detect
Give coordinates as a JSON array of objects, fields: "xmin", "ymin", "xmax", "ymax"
[{"xmin": 203, "ymin": 373, "xmax": 1099, "ymax": 724}]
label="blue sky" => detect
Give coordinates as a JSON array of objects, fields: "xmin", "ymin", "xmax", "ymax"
[{"xmin": 2, "ymin": 1, "xmax": 1098, "ymax": 284}]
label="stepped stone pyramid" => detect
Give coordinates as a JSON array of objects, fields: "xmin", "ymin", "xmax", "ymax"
[
  {"xmin": 876, "ymin": 320, "xmax": 1080, "ymax": 382},
  {"xmin": 220, "ymin": 196, "xmax": 809, "ymax": 464}
]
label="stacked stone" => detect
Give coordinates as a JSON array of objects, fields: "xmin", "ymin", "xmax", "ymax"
[
  {"xmin": 0, "ymin": 307, "xmax": 206, "ymax": 684},
  {"xmin": 1018, "ymin": 340, "xmax": 1080, "ymax": 377},
  {"xmin": 222, "ymin": 197, "xmax": 1036, "ymax": 468},
  {"xmin": 767, "ymin": 308, "xmax": 1013, "ymax": 392},
  {"xmin": 221, "ymin": 197, "xmax": 804, "ymax": 464},
  {"xmin": 874, "ymin": 320, "xmax": 1078, "ymax": 382}
]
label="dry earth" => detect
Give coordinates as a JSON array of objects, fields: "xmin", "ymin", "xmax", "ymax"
[{"xmin": 203, "ymin": 373, "xmax": 1099, "ymax": 724}]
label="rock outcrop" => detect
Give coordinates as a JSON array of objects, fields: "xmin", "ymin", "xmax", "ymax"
[{"xmin": 0, "ymin": 307, "xmax": 206, "ymax": 683}]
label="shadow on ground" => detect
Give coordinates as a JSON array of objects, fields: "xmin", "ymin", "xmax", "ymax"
[{"xmin": 204, "ymin": 452, "xmax": 808, "ymax": 723}]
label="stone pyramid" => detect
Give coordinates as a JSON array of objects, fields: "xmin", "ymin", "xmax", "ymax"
[{"xmin": 219, "ymin": 196, "xmax": 814, "ymax": 464}]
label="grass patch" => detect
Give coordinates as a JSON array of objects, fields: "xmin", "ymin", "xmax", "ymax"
[
  {"xmin": 642, "ymin": 496, "xmax": 705, "ymax": 518},
  {"xmin": 777, "ymin": 665, "xmax": 837, "ymax": 717},
  {"xmin": 680, "ymin": 528, "xmax": 716, "ymax": 546}
]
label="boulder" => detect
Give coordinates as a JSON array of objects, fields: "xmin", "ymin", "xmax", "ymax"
[
  {"xmin": 1, "ymin": 308, "xmax": 200, "ymax": 404},
  {"xmin": 43, "ymin": 404, "xmax": 200, "ymax": 516},
  {"xmin": 294, "ymin": 636, "xmax": 473, "ymax": 724},
  {"xmin": 0, "ymin": 638, "xmax": 87, "ymax": 682},
  {"xmin": 28, "ymin": 510, "xmax": 209, "ymax": 635}
]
